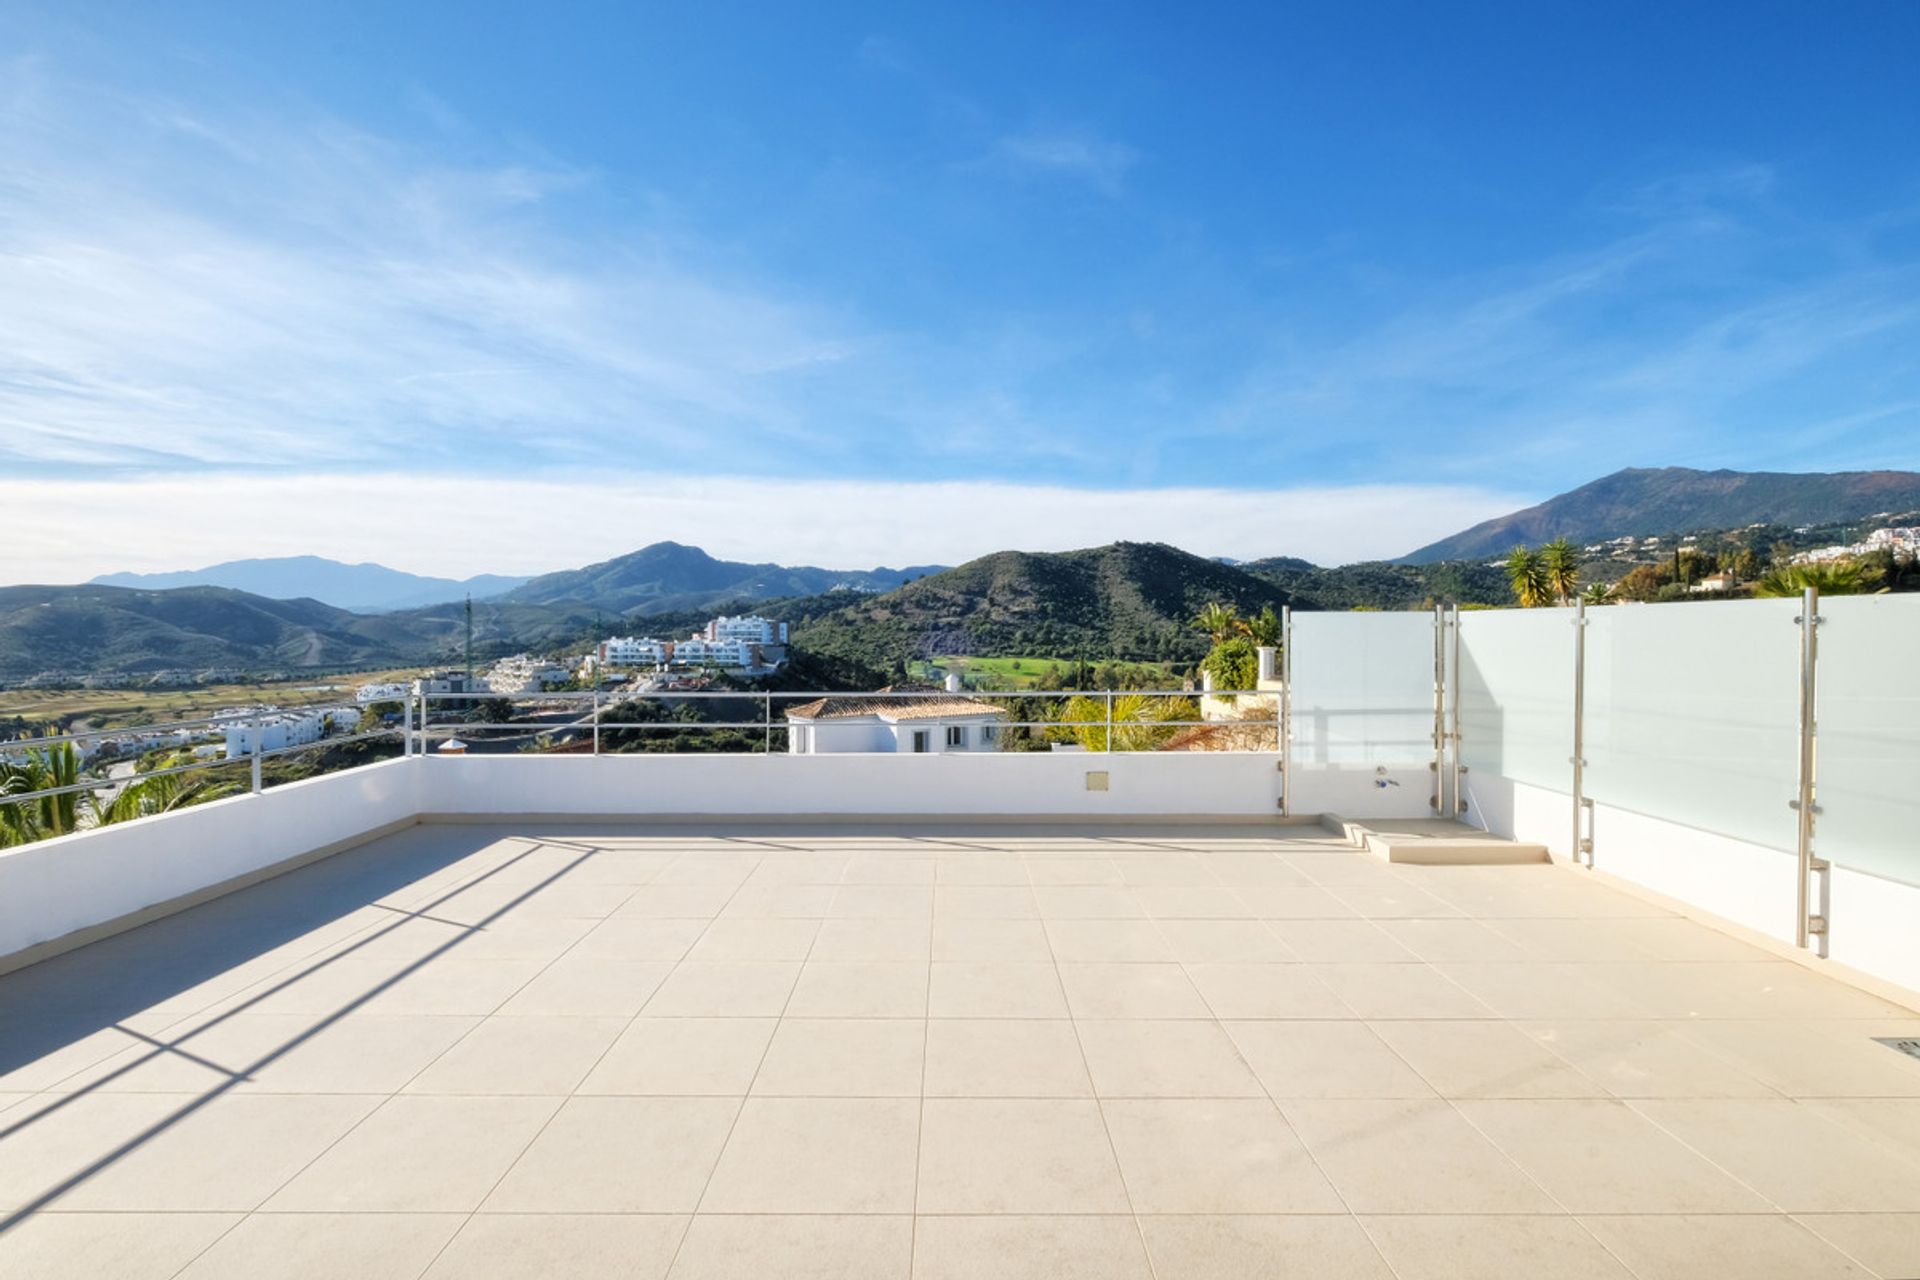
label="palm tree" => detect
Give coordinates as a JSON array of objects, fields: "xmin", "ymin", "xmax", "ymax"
[
  {"xmin": 1191, "ymin": 602, "xmax": 1242, "ymax": 645},
  {"xmin": 1242, "ymin": 605, "xmax": 1283, "ymax": 647},
  {"xmin": 1540, "ymin": 538, "xmax": 1581, "ymax": 605},
  {"xmin": 1754, "ymin": 560, "xmax": 1882, "ymax": 598},
  {"xmin": 1505, "ymin": 546, "xmax": 1550, "ymax": 609},
  {"xmin": 0, "ymin": 740, "xmax": 85, "ymax": 844},
  {"xmin": 92, "ymin": 769, "xmax": 247, "ymax": 826},
  {"xmin": 1056, "ymin": 694, "xmax": 1200, "ymax": 752}
]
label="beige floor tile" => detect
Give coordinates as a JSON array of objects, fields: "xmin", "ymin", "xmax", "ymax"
[
  {"xmin": 642, "ymin": 962, "xmax": 801, "ymax": 1017},
  {"xmin": 404, "ymin": 1015, "xmax": 625, "ymax": 1094},
  {"xmin": 1113, "ymin": 856, "xmax": 1217, "ymax": 887},
  {"xmin": 1076, "ymin": 1021, "xmax": 1264, "ymax": 1097},
  {"xmin": 718, "ymin": 885, "xmax": 837, "ymax": 919},
  {"xmin": 1185, "ymin": 963, "xmax": 1353, "ymax": 1019},
  {"xmin": 49, "ymin": 1093, "xmax": 380, "ymax": 1211},
  {"xmin": 928, "ymin": 963, "xmax": 1066, "ymax": 1018},
  {"xmin": 1377, "ymin": 918, "xmax": 1532, "ymax": 963},
  {"xmin": 686, "ymin": 918, "xmax": 821, "ymax": 960},
  {"xmin": 1678, "ymin": 1020, "xmax": 1920, "ymax": 1097},
  {"xmin": 267, "ymin": 1094, "xmax": 560, "ymax": 1211},
  {"xmin": 786, "ymin": 962, "xmax": 928, "ymax": 1018},
  {"xmin": 1519, "ymin": 1019, "xmax": 1778, "ymax": 1098},
  {"xmin": 1033, "ymin": 886, "xmax": 1147, "ymax": 919},
  {"xmin": 352, "ymin": 955, "xmax": 553, "ymax": 1017},
  {"xmin": 0, "ymin": 1211, "xmax": 241, "ymax": 1280},
  {"xmin": 1103, "ymin": 1098, "xmax": 1343, "ymax": 1212},
  {"xmin": 752, "ymin": 1018, "xmax": 925, "ymax": 1096},
  {"xmin": 1635, "ymin": 1098, "xmax": 1920, "ymax": 1212},
  {"xmin": 175, "ymin": 1212, "xmax": 463, "ymax": 1280},
  {"xmin": 1045, "ymin": 920, "xmax": 1174, "ymax": 962},
  {"xmin": 743, "ymin": 855, "xmax": 849, "ymax": 886},
  {"xmin": 923, "ymin": 1019, "xmax": 1094, "ymax": 1097},
  {"xmin": 1239, "ymin": 886, "xmax": 1359, "ymax": 918},
  {"xmin": 916, "ymin": 1098, "xmax": 1130, "ymax": 1213},
  {"xmin": 1433, "ymin": 963, "xmax": 1653, "ymax": 1020},
  {"xmin": 1359, "ymin": 1215, "xmax": 1632, "ymax": 1280},
  {"xmin": 1793, "ymin": 1213, "xmax": 1920, "ymax": 1280},
  {"xmin": 1058, "ymin": 963, "xmax": 1211, "ymax": 1019},
  {"xmin": 485, "ymin": 1096, "xmax": 740, "ymax": 1212},
  {"xmin": 1281, "ymin": 1098, "xmax": 1557, "ymax": 1214},
  {"xmin": 1133, "ymin": 887, "xmax": 1253, "ymax": 919},
  {"xmin": 1804, "ymin": 1097, "xmax": 1920, "ymax": 1167},
  {"xmin": 1138, "ymin": 1214, "xmax": 1391, "ymax": 1279},
  {"xmin": 841, "ymin": 856, "xmax": 937, "ymax": 885},
  {"xmin": 828, "ymin": 886, "xmax": 933, "ymax": 918},
  {"xmin": 1265, "ymin": 920, "xmax": 1418, "ymax": 962},
  {"xmin": 425, "ymin": 1213, "xmax": 686, "ymax": 1280},
  {"xmin": 934, "ymin": 886, "xmax": 1039, "ymax": 918},
  {"xmin": 1579, "ymin": 1214, "xmax": 1871, "ymax": 1280},
  {"xmin": 1373, "ymin": 1021, "xmax": 1604, "ymax": 1098},
  {"xmin": 700, "ymin": 1097, "xmax": 918, "ymax": 1213},
  {"xmin": 1225, "ymin": 1020, "xmax": 1435, "ymax": 1099},
  {"xmin": 935, "ymin": 857, "xmax": 1031, "ymax": 885},
  {"xmin": 496, "ymin": 957, "xmax": 673, "ymax": 1016},
  {"xmin": 670, "ymin": 1214, "xmax": 912, "ymax": 1280},
  {"xmin": 614, "ymin": 886, "xmax": 739, "ymax": 919},
  {"xmin": 578, "ymin": 1018, "xmax": 776, "ymax": 1095},
  {"xmin": 1608, "ymin": 916, "xmax": 1776, "ymax": 963},
  {"xmin": 931, "ymin": 917, "xmax": 1053, "ymax": 962},
  {"xmin": 809, "ymin": 918, "xmax": 932, "ymax": 961},
  {"xmin": 1310, "ymin": 963, "xmax": 1492, "ymax": 1020},
  {"xmin": 1155, "ymin": 919, "xmax": 1292, "ymax": 963},
  {"xmin": 911, "ymin": 1215, "xmax": 1151, "ymax": 1280},
  {"xmin": 90, "ymin": 1012, "xmax": 479, "ymax": 1095},
  {"xmin": 1025, "ymin": 858, "xmax": 1124, "ymax": 886},
  {"xmin": 1329, "ymin": 884, "xmax": 1464, "ymax": 920},
  {"xmin": 1458, "ymin": 1098, "xmax": 1771, "ymax": 1213}
]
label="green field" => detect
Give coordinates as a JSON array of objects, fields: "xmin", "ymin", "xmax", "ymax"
[{"xmin": 911, "ymin": 655, "xmax": 1181, "ymax": 691}]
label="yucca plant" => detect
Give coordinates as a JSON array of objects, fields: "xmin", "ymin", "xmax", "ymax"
[
  {"xmin": 1505, "ymin": 546, "xmax": 1551, "ymax": 608},
  {"xmin": 1580, "ymin": 581, "xmax": 1614, "ymax": 606},
  {"xmin": 1540, "ymin": 538, "xmax": 1582, "ymax": 605},
  {"xmin": 1754, "ymin": 559, "xmax": 1882, "ymax": 598}
]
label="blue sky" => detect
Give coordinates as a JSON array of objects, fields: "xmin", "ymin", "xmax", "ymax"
[{"xmin": 3, "ymin": 1, "xmax": 1918, "ymax": 579}]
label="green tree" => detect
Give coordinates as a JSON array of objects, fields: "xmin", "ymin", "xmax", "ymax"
[
  {"xmin": 1540, "ymin": 538, "xmax": 1581, "ymax": 605},
  {"xmin": 1053, "ymin": 694, "xmax": 1200, "ymax": 752},
  {"xmin": 1201, "ymin": 637, "xmax": 1259, "ymax": 690},
  {"xmin": 1505, "ymin": 546, "xmax": 1550, "ymax": 608}
]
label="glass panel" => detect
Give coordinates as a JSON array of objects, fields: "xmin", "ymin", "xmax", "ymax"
[
  {"xmin": 1583, "ymin": 598, "xmax": 1801, "ymax": 852},
  {"xmin": 1457, "ymin": 608, "xmax": 1576, "ymax": 791},
  {"xmin": 1290, "ymin": 612, "xmax": 1436, "ymax": 764},
  {"xmin": 1814, "ymin": 593, "xmax": 1920, "ymax": 887}
]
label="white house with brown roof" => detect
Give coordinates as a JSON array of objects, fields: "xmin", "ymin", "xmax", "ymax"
[{"xmin": 785, "ymin": 688, "xmax": 1009, "ymax": 754}]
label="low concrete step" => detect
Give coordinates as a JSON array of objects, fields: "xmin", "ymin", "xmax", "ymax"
[{"xmin": 1322, "ymin": 815, "xmax": 1550, "ymax": 866}]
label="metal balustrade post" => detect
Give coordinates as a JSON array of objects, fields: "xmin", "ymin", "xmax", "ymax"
[
  {"xmin": 764, "ymin": 693, "xmax": 773, "ymax": 754},
  {"xmin": 1448, "ymin": 604, "xmax": 1463, "ymax": 815},
  {"xmin": 1431, "ymin": 604, "xmax": 1446, "ymax": 812},
  {"xmin": 1794, "ymin": 585, "xmax": 1828, "ymax": 952},
  {"xmin": 1280, "ymin": 606, "xmax": 1293, "ymax": 816},
  {"xmin": 1570, "ymin": 598, "xmax": 1591, "ymax": 867},
  {"xmin": 250, "ymin": 715, "xmax": 263, "ymax": 794},
  {"xmin": 1104, "ymin": 690, "xmax": 1114, "ymax": 754},
  {"xmin": 592, "ymin": 690, "xmax": 602, "ymax": 756},
  {"xmin": 405, "ymin": 691, "xmax": 417, "ymax": 757}
]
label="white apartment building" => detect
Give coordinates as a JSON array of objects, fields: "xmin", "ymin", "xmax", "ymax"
[
  {"xmin": 785, "ymin": 690, "xmax": 1008, "ymax": 755},
  {"xmin": 599, "ymin": 637, "xmax": 672, "ymax": 668},
  {"xmin": 704, "ymin": 615, "xmax": 788, "ymax": 645},
  {"xmin": 223, "ymin": 707, "xmax": 357, "ymax": 758},
  {"xmin": 485, "ymin": 654, "xmax": 571, "ymax": 694},
  {"xmin": 673, "ymin": 637, "xmax": 757, "ymax": 668}
]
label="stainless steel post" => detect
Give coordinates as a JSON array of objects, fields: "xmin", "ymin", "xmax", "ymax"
[
  {"xmin": 404, "ymin": 691, "xmax": 415, "ymax": 757},
  {"xmin": 250, "ymin": 715, "xmax": 263, "ymax": 794},
  {"xmin": 1448, "ymin": 603, "xmax": 1463, "ymax": 816},
  {"xmin": 1432, "ymin": 604, "xmax": 1446, "ymax": 811},
  {"xmin": 764, "ymin": 692, "xmax": 773, "ymax": 754},
  {"xmin": 1794, "ymin": 585, "xmax": 1825, "ymax": 951},
  {"xmin": 592, "ymin": 690, "xmax": 601, "ymax": 756},
  {"xmin": 1104, "ymin": 690, "xmax": 1114, "ymax": 754},
  {"xmin": 1280, "ymin": 606, "xmax": 1292, "ymax": 816},
  {"xmin": 1570, "ymin": 598, "xmax": 1590, "ymax": 866}
]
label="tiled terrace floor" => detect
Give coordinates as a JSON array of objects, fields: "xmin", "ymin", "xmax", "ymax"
[{"xmin": 3, "ymin": 822, "xmax": 1920, "ymax": 1279}]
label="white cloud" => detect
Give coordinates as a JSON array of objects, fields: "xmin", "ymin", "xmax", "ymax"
[
  {"xmin": 0, "ymin": 471, "xmax": 1529, "ymax": 583},
  {"xmin": 988, "ymin": 129, "xmax": 1140, "ymax": 196}
]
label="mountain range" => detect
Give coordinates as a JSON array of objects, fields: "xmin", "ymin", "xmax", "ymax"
[
  {"xmin": 1400, "ymin": 466, "xmax": 1920, "ymax": 562},
  {"xmin": 90, "ymin": 557, "xmax": 530, "ymax": 613},
  {"xmin": 9, "ymin": 466, "xmax": 1918, "ymax": 683}
]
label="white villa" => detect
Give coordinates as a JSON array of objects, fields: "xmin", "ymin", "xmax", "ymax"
[{"xmin": 785, "ymin": 688, "xmax": 1008, "ymax": 754}]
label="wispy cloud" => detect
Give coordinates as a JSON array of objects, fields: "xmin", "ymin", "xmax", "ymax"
[
  {"xmin": 987, "ymin": 128, "xmax": 1141, "ymax": 197},
  {"xmin": 0, "ymin": 471, "xmax": 1529, "ymax": 583}
]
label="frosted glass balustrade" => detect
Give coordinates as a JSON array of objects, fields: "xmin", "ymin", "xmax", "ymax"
[
  {"xmin": 1582, "ymin": 598, "xmax": 1803, "ymax": 853},
  {"xmin": 1814, "ymin": 594, "xmax": 1920, "ymax": 888},
  {"xmin": 1289, "ymin": 611, "xmax": 1436, "ymax": 764},
  {"xmin": 1456, "ymin": 608, "xmax": 1577, "ymax": 791}
]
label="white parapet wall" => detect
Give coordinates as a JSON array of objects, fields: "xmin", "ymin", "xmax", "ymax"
[
  {"xmin": 418, "ymin": 751, "xmax": 1288, "ymax": 820},
  {"xmin": 0, "ymin": 757, "xmax": 418, "ymax": 972},
  {"xmin": 1465, "ymin": 770, "xmax": 1920, "ymax": 998}
]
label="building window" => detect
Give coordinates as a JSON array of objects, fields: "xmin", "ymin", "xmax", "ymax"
[
  {"xmin": 946, "ymin": 725, "xmax": 966, "ymax": 748},
  {"xmin": 793, "ymin": 725, "xmax": 809, "ymax": 753},
  {"xmin": 912, "ymin": 729, "xmax": 930, "ymax": 753},
  {"xmin": 980, "ymin": 724, "xmax": 998, "ymax": 745}
]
